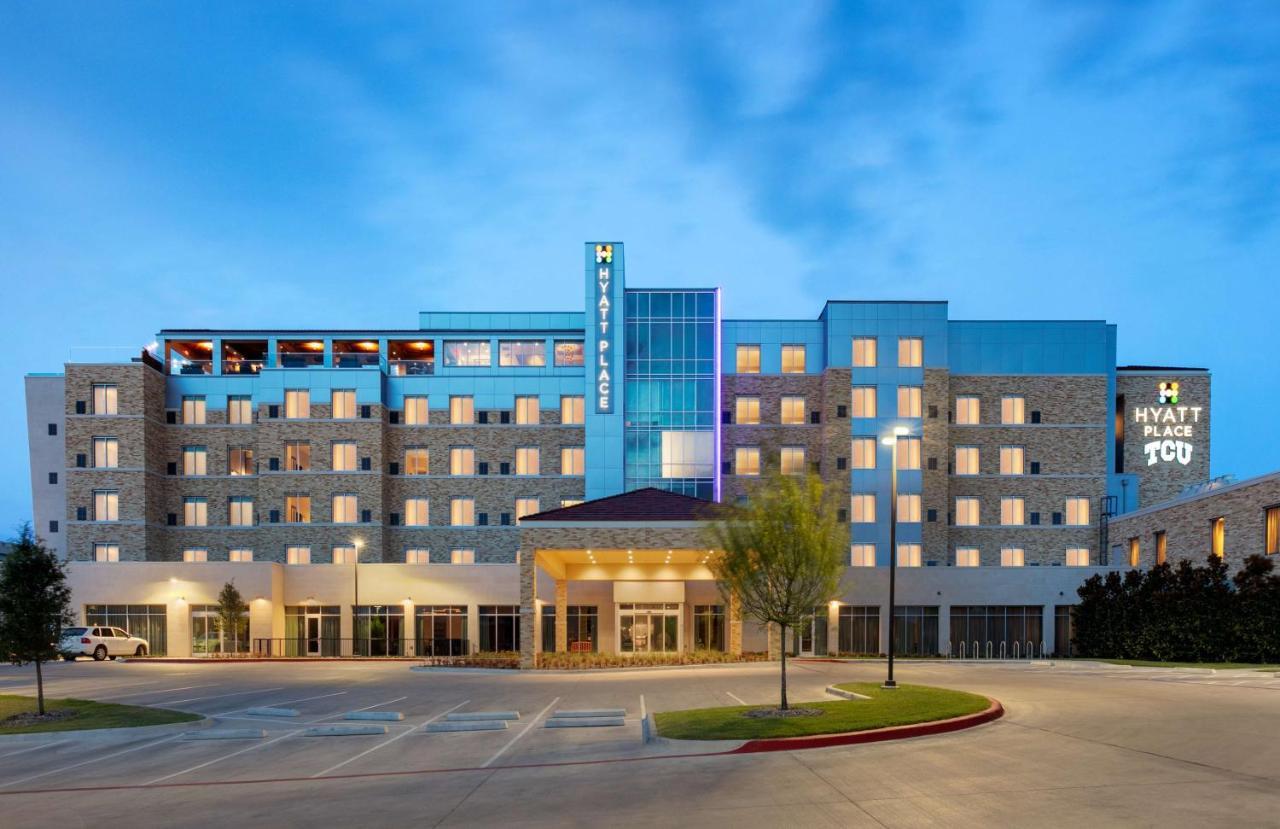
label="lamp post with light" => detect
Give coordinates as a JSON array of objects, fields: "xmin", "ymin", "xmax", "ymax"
[
  {"xmin": 881, "ymin": 426, "xmax": 908, "ymax": 690},
  {"xmin": 352, "ymin": 538, "xmax": 364, "ymax": 657}
]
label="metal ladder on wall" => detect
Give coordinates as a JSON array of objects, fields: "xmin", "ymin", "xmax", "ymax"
[{"xmin": 1098, "ymin": 495, "xmax": 1117, "ymax": 565}]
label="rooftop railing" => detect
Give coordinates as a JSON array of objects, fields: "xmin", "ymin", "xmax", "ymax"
[
  {"xmin": 389, "ymin": 359, "xmax": 435, "ymax": 376},
  {"xmin": 277, "ymin": 352, "xmax": 325, "ymax": 369},
  {"xmin": 334, "ymin": 353, "xmax": 382, "ymax": 368},
  {"xmin": 169, "ymin": 359, "xmax": 213, "ymax": 375}
]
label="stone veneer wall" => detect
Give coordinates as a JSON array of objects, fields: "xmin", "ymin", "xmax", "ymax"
[
  {"xmin": 63, "ymin": 361, "xmax": 585, "ymax": 563},
  {"xmin": 1106, "ymin": 473, "xmax": 1279, "ymax": 571},
  {"xmin": 945, "ymin": 374, "xmax": 1109, "ymax": 566}
]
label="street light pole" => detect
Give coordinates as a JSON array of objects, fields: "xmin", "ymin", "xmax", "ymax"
[
  {"xmin": 882, "ymin": 426, "xmax": 908, "ymax": 690},
  {"xmin": 352, "ymin": 538, "xmax": 363, "ymax": 657}
]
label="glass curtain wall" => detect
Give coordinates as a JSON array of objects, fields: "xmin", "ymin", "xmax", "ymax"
[
  {"xmin": 416, "ymin": 605, "xmax": 469, "ymax": 656},
  {"xmin": 85, "ymin": 605, "xmax": 167, "ymax": 656},
  {"xmin": 623, "ymin": 290, "xmax": 718, "ymax": 499}
]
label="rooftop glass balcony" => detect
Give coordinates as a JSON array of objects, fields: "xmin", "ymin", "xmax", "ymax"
[
  {"xmin": 277, "ymin": 340, "xmax": 325, "ymax": 368},
  {"xmin": 223, "ymin": 340, "xmax": 266, "ymax": 374},
  {"xmin": 388, "ymin": 340, "xmax": 434, "ymax": 375},
  {"xmin": 334, "ymin": 340, "xmax": 381, "ymax": 369},
  {"xmin": 167, "ymin": 340, "xmax": 214, "ymax": 375}
]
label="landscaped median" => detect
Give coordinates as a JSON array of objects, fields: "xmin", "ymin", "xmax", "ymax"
[
  {"xmin": 0, "ymin": 694, "xmax": 201, "ymax": 735},
  {"xmin": 654, "ymin": 683, "xmax": 999, "ymax": 750}
]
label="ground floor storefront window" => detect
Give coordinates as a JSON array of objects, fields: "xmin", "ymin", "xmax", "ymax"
[
  {"xmin": 354, "ymin": 606, "xmax": 405, "ymax": 656},
  {"xmin": 417, "ymin": 605, "xmax": 468, "ymax": 656},
  {"xmin": 950, "ymin": 605, "xmax": 1043, "ymax": 658},
  {"xmin": 693, "ymin": 604, "xmax": 725, "ymax": 651},
  {"xmin": 191, "ymin": 605, "xmax": 249, "ymax": 655},
  {"xmin": 619, "ymin": 603, "xmax": 680, "ymax": 654},
  {"xmin": 838, "ymin": 605, "xmax": 880, "ymax": 655},
  {"xmin": 284, "ymin": 606, "xmax": 341, "ymax": 656},
  {"xmin": 893, "ymin": 605, "xmax": 939, "ymax": 656},
  {"xmin": 479, "ymin": 605, "xmax": 520, "ymax": 652},
  {"xmin": 540, "ymin": 605, "xmax": 599, "ymax": 653},
  {"xmin": 85, "ymin": 605, "xmax": 167, "ymax": 656},
  {"xmin": 1054, "ymin": 605, "xmax": 1074, "ymax": 657}
]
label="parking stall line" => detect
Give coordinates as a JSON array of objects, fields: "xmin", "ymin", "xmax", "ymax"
[
  {"xmin": 211, "ymin": 690, "xmax": 344, "ymax": 717},
  {"xmin": 143, "ymin": 729, "xmax": 303, "ymax": 786},
  {"xmin": 480, "ymin": 697, "xmax": 559, "ymax": 769},
  {"xmin": 0, "ymin": 741, "xmax": 69, "ymax": 760},
  {"xmin": 93, "ymin": 684, "xmax": 212, "ymax": 701},
  {"xmin": 0, "ymin": 734, "xmax": 184, "ymax": 789},
  {"xmin": 304, "ymin": 696, "xmax": 408, "ymax": 724},
  {"xmin": 725, "ymin": 691, "xmax": 748, "ymax": 706},
  {"xmin": 166, "ymin": 687, "xmax": 286, "ymax": 706},
  {"xmin": 310, "ymin": 700, "xmax": 470, "ymax": 778}
]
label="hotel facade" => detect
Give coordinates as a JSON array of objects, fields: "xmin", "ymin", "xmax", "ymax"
[{"xmin": 26, "ymin": 242, "xmax": 1248, "ymax": 664}]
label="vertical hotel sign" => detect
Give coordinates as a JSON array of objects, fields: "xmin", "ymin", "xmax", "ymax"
[{"xmin": 594, "ymin": 244, "xmax": 614, "ymax": 413}]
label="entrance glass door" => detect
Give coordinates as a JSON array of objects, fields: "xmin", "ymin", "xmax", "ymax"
[
  {"xmin": 792, "ymin": 607, "xmax": 828, "ymax": 657},
  {"xmin": 306, "ymin": 615, "xmax": 321, "ymax": 655},
  {"xmin": 617, "ymin": 603, "xmax": 681, "ymax": 654}
]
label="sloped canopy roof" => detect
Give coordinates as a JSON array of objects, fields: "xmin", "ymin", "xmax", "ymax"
[{"xmin": 520, "ymin": 487, "xmax": 717, "ymax": 523}]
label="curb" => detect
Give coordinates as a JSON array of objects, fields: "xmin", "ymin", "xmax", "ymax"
[
  {"xmin": 726, "ymin": 698, "xmax": 1004, "ymax": 754},
  {"xmin": 0, "ymin": 715, "xmax": 212, "ymax": 745},
  {"xmin": 531, "ymin": 661, "xmax": 772, "ymax": 675},
  {"xmin": 123, "ymin": 658, "xmax": 421, "ymax": 664}
]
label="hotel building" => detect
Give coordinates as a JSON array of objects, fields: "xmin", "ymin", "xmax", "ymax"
[{"xmin": 24, "ymin": 242, "xmax": 1234, "ymax": 663}]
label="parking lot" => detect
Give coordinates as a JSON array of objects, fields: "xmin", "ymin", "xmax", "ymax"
[{"xmin": 2, "ymin": 658, "xmax": 1279, "ymax": 827}]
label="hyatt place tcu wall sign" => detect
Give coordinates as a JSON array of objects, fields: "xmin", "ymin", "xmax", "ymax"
[{"xmin": 1136, "ymin": 381, "xmax": 1201, "ymax": 466}]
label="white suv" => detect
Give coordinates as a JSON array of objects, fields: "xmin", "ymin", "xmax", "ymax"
[{"xmin": 59, "ymin": 626, "xmax": 150, "ymax": 660}]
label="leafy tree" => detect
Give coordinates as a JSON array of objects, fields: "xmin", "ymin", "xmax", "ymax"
[
  {"xmin": 706, "ymin": 470, "xmax": 847, "ymax": 710},
  {"xmin": 0, "ymin": 525, "xmax": 74, "ymax": 714},
  {"xmin": 215, "ymin": 581, "xmax": 248, "ymax": 655}
]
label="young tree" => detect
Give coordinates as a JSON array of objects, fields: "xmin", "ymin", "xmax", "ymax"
[
  {"xmin": 215, "ymin": 581, "xmax": 248, "ymax": 655},
  {"xmin": 0, "ymin": 525, "xmax": 74, "ymax": 715},
  {"xmin": 706, "ymin": 470, "xmax": 847, "ymax": 710}
]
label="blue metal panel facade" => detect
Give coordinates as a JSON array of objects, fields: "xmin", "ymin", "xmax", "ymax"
[{"xmin": 154, "ymin": 246, "xmax": 1128, "ymax": 542}]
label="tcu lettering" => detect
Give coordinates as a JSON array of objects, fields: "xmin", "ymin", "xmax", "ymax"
[{"xmin": 1144, "ymin": 439, "xmax": 1193, "ymax": 467}]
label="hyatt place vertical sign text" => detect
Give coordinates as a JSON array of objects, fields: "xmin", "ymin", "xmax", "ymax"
[{"xmin": 595, "ymin": 244, "xmax": 614, "ymax": 413}]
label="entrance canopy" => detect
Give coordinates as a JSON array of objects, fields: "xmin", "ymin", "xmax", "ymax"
[
  {"xmin": 517, "ymin": 488, "xmax": 733, "ymax": 665},
  {"xmin": 519, "ymin": 487, "xmax": 719, "ymax": 580}
]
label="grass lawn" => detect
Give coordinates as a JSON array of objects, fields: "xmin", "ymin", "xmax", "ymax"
[
  {"xmin": 654, "ymin": 682, "xmax": 990, "ymax": 741},
  {"xmin": 0, "ymin": 695, "xmax": 201, "ymax": 735},
  {"xmin": 1094, "ymin": 659, "xmax": 1280, "ymax": 670}
]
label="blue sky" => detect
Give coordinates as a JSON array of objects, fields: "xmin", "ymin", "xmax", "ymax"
[{"xmin": 2, "ymin": 1, "xmax": 1278, "ymax": 531}]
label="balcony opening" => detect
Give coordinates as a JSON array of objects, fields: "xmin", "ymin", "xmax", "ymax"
[
  {"xmin": 223, "ymin": 340, "xmax": 266, "ymax": 375},
  {"xmin": 167, "ymin": 340, "xmax": 214, "ymax": 375},
  {"xmin": 333, "ymin": 339, "xmax": 381, "ymax": 368},
  {"xmin": 389, "ymin": 340, "xmax": 435, "ymax": 376},
  {"xmin": 277, "ymin": 339, "xmax": 325, "ymax": 368}
]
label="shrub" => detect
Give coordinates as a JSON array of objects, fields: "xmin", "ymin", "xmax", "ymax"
[
  {"xmin": 1074, "ymin": 554, "xmax": 1280, "ymax": 663},
  {"xmin": 536, "ymin": 650, "xmax": 769, "ymax": 670}
]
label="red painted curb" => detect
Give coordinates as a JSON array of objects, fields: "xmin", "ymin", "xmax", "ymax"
[{"xmin": 728, "ymin": 698, "xmax": 1004, "ymax": 754}]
